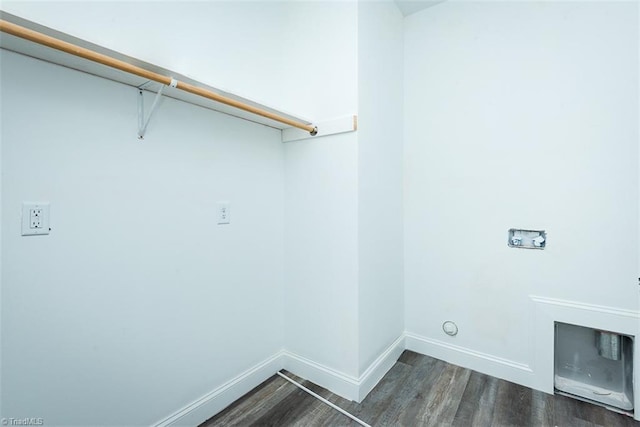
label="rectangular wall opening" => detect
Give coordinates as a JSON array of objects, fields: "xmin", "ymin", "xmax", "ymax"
[{"xmin": 555, "ymin": 322, "xmax": 634, "ymax": 415}]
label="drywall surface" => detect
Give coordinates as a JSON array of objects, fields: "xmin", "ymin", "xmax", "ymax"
[
  {"xmin": 284, "ymin": 133, "xmax": 359, "ymax": 376},
  {"xmin": 276, "ymin": 1, "xmax": 359, "ymax": 121},
  {"xmin": 282, "ymin": 2, "xmax": 360, "ymax": 379},
  {"xmin": 1, "ymin": 50, "xmax": 285, "ymax": 426},
  {"xmin": 2, "ymin": 0, "xmax": 363, "ymax": 405},
  {"xmin": 404, "ymin": 0, "xmax": 638, "ymax": 374},
  {"xmin": 0, "ymin": 1, "xmax": 356, "ymax": 121},
  {"xmin": 357, "ymin": 0, "xmax": 404, "ymax": 375}
]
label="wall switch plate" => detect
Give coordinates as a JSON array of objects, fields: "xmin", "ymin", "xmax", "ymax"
[
  {"xmin": 217, "ymin": 201, "xmax": 231, "ymax": 225},
  {"xmin": 22, "ymin": 202, "xmax": 50, "ymax": 236}
]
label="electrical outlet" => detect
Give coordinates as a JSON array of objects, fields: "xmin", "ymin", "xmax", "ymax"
[
  {"xmin": 22, "ymin": 202, "xmax": 50, "ymax": 236},
  {"xmin": 30, "ymin": 208, "xmax": 43, "ymax": 228},
  {"xmin": 217, "ymin": 201, "xmax": 230, "ymax": 225}
]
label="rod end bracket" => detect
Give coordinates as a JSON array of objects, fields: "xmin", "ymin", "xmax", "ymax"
[{"xmin": 310, "ymin": 126, "xmax": 318, "ymax": 136}]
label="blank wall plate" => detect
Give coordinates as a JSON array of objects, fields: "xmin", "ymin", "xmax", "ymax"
[{"xmin": 21, "ymin": 202, "xmax": 50, "ymax": 236}]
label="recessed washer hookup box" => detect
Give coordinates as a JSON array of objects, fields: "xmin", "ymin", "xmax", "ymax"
[
  {"xmin": 508, "ymin": 229, "xmax": 546, "ymax": 249},
  {"xmin": 555, "ymin": 322, "xmax": 634, "ymax": 413}
]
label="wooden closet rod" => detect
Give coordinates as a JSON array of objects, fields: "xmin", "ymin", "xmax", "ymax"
[{"xmin": 0, "ymin": 19, "xmax": 318, "ymax": 135}]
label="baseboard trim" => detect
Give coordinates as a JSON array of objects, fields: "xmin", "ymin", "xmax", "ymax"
[
  {"xmin": 405, "ymin": 332, "xmax": 535, "ymax": 389},
  {"xmin": 158, "ymin": 330, "xmax": 538, "ymax": 425},
  {"xmin": 153, "ymin": 351, "xmax": 284, "ymax": 427},
  {"xmin": 153, "ymin": 339, "xmax": 407, "ymax": 426},
  {"xmin": 282, "ymin": 335, "xmax": 407, "ymax": 403},
  {"xmin": 281, "ymin": 351, "xmax": 360, "ymax": 401},
  {"xmin": 154, "ymin": 299, "xmax": 640, "ymax": 425},
  {"xmin": 357, "ymin": 334, "xmax": 406, "ymax": 401}
]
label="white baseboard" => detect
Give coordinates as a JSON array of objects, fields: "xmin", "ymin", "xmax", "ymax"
[
  {"xmin": 154, "ymin": 298, "xmax": 640, "ymax": 426},
  {"xmin": 281, "ymin": 334, "xmax": 407, "ymax": 403},
  {"xmin": 153, "ymin": 307, "xmax": 640, "ymax": 426},
  {"xmin": 357, "ymin": 334, "xmax": 406, "ymax": 401},
  {"xmin": 152, "ymin": 351, "xmax": 284, "ymax": 427},
  {"xmin": 404, "ymin": 332, "xmax": 535, "ymax": 390},
  {"xmin": 406, "ymin": 297, "xmax": 640, "ymax": 421},
  {"xmin": 280, "ymin": 351, "xmax": 360, "ymax": 401},
  {"xmin": 154, "ymin": 332, "xmax": 533, "ymax": 426},
  {"xmin": 154, "ymin": 336, "xmax": 408, "ymax": 426}
]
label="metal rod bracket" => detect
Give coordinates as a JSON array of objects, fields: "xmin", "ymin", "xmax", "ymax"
[{"xmin": 138, "ymin": 83, "xmax": 167, "ymax": 139}]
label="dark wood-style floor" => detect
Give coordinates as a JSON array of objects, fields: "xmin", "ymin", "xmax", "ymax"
[{"xmin": 202, "ymin": 351, "xmax": 639, "ymax": 427}]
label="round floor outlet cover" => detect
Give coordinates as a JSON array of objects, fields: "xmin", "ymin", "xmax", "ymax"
[{"xmin": 442, "ymin": 321, "xmax": 458, "ymax": 336}]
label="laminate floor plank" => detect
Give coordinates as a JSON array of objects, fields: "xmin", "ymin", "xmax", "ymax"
[
  {"xmin": 249, "ymin": 386, "xmax": 325, "ymax": 426},
  {"xmin": 417, "ymin": 363, "xmax": 471, "ymax": 426},
  {"xmin": 351, "ymin": 362, "xmax": 414, "ymax": 425},
  {"xmin": 396, "ymin": 358, "xmax": 448, "ymax": 426},
  {"xmin": 201, "ymin": 351, "xmax": 639, "ymax": 427},
  {"xmin": 283, "ymin": 371, "xmax": 358, "ymax": 416},
  {"xmin": 491, "ymin": 379, "xmax": 533, "ymax": 427},
  {"xmin": 397, "ymin": 350, "xmax": 423, "ymax": 366},
  {"xmin": 553, "ymin": 393, "xmax": 610, "ymax": 427},
  {"xmin": 602, "ymin": 407, "xmax": 640, "ymax": 427},
  {"xmin": 451, "ymin": 371, "xmax": 498, "ymax": 427},
  {"xmin": 287, "ymin": 398, "xmax": 356, "ymax": 427},
  {"xmin": 275, "ymin": 371, "xmax": 359, "ymax": 427},
  {"xmin": 205, "ymin": 376, "xmax": 296, "ymax": 426},
  {"xmin": 378, "ymin": 356, "xmax": 441, "ymax": 426},
  {"xmin": 530, "ymin": 389, "xmax": 555, "ymax": 427}
]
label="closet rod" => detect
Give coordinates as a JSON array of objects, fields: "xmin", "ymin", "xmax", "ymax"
[{"xmin": 0, "ymin": 19, "xmax": 318, "ymax": 135}]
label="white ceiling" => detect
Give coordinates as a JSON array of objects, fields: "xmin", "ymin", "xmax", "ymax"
[{"xmin": 394, "ymin": 0, "xmax": 446, "ymax": 17}]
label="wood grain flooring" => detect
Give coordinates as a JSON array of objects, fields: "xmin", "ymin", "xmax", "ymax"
[{"xmin": 201, "ymin": 351, "xmax": 640, "ymax": 427}]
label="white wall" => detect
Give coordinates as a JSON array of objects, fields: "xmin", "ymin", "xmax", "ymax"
[
  {"xmin": 357, "ymin": 0, "xmax": 404, "ymax": 375},
  {"xmin": 277, "ymin": 1, "xmax": 359, "ymax": 120},
  {"xmin": 1, "ymin": 0, "xmax": 366, "ymax": 422},
  {"xmin": 1, "ymin": 49, "xmax": 285, "ymax": 426},
  {"xmin": 284, "ymin": 133, "xmax": 360, "ymax": 376},
  {"xmin": 1, "ymin": 1, "xmax": 285, "ymax": 114},
  {"xmin": 282, "ymin": 1, "xmax": 406, "ymax": 387},
  {"xmin": 404, "ymin": 0, "xmax": 639, "ymax": 380},
  {"xmin": 10, "ymin": 0, "xmax": 635, "ymax": 423},
  {"xmin": 282, "ymin": 2, "xmax": 361, "ymax": 378},
  {"xmin": 0, "ymin": 1, "xmax": 356, "ymax": 121}
]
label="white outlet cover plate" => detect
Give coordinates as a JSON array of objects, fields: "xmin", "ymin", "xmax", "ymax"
[
  {"xmin": 217, "ymin": 201, "xmax": 230, "ymax": 225},
  {"xmin": 21, "ymin": 202, "xmax": 50, "ymax": 236}
]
